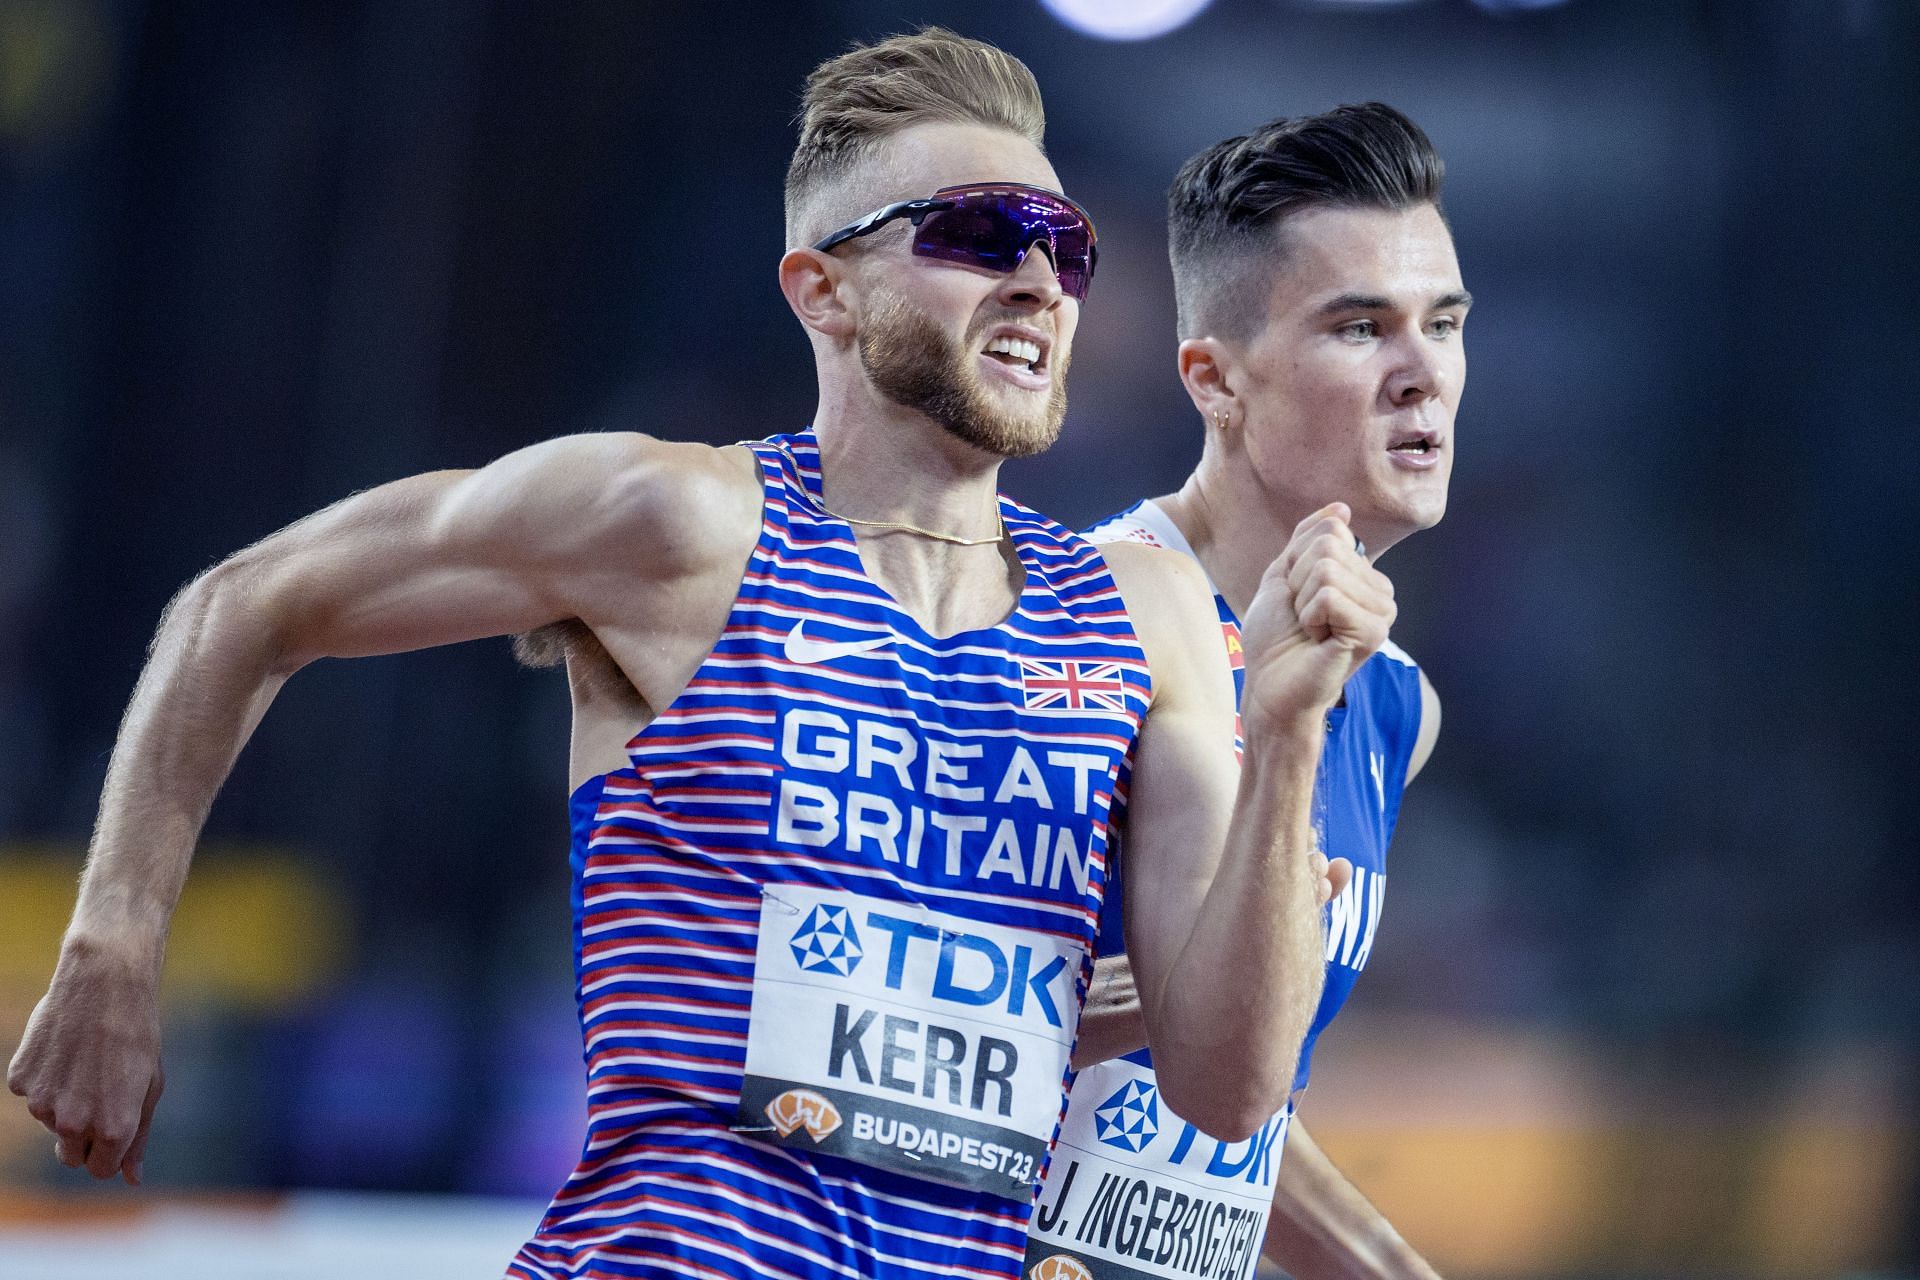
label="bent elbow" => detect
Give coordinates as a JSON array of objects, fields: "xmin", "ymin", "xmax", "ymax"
[
  {"xmin": 1153, "ymin": 1064, "xmax": 1290, "ymax": 1145},
  {"xmin": 1169, "ymin": 1094, "xmax": 1279, "ymax": 1146},
  {"xmin": 166, "ymin": 556, "xmax": 295, "ymax": 675}
]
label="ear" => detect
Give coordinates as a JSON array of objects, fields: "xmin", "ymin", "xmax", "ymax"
[
  {"xmin": 1177, "ymin": 337, "xmax": 1240, "ymax": 432},
  {"xmin": 779, "ymin": 248, "xmax": 857, "ymax": 340}
]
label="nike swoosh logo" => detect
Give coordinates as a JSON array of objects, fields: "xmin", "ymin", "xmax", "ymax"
[{"xmin": 784, "ymin": 619, "xmax": 893, "ymax": 665}]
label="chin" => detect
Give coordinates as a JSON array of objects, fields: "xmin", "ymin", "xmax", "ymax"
[
  {"xmin": 942, "ymin": 381, "xmax": 1066, "ymax": 459},
  {"xmin": 1397, "ymin": 496, "xmax": 1448, "ymax": 535},
  {"xmin": 1374, "ymin": 466, "xmax": 1450, "ymax": 526},
  {"xmin": 1362, "ymin": 491, "xmax": 1447, "ymax": 548}
]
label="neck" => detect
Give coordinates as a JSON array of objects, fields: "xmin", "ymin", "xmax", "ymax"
[
  {"xmin": 1157, "ymin": 436, "xmax": 1392, "ymax": 621},
  {"xmin": 806, "ymin": 379, "xmax": 1024, "ymax": 639},
  {"xmin": 809, "ymin": 386, "xmax": 1005, "ymax": 545}
]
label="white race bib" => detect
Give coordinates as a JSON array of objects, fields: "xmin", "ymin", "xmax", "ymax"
[
  {"xmin": 735, "ymin": 884, "xmax": 1083, "ymax": 1199},
  {"xmin": 1022, "ymin": 1054, "xmax": 1288, "ymax": 1279}
]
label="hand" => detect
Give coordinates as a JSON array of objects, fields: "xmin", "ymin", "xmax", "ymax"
[
  {"xmin": 1312, "ymin": 851, "xmax": 1355, "ymax": 905},
  {"xmin": 7, "ymin": 938, "xmax": 166, "ymax": 1185},
  {"xmin": 1239, "ymin": 503, "xmax": 1396, "ymax": 729}
]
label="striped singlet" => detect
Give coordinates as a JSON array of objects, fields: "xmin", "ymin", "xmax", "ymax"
[{"xmin": 508, "ymin": 429, "xmax": 1151, "ymax": 1280}]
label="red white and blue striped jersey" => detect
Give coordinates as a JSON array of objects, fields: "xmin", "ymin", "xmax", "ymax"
[{"xmin": 508, "ymin": 429, "xmax": 1151, "ymax": 1280}]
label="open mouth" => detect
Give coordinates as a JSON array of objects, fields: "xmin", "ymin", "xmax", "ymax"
[
  {"xmin": 982, "ymin": 333, "xmax": 1046, "ymax": 375},
  {"xmin": 1386, "ymin": 431, "xmax": 1443, "ymax": 468}
]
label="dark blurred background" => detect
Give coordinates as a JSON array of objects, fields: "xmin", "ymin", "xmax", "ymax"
[{"xmin": 2, "ymin": 0, "xmax": 1915, "ymax": 1275}]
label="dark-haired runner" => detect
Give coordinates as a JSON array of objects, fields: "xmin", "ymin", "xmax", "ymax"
[{"xmin": 1025, "ymin": 104, "xmax": 1461, "ymax": 1280}]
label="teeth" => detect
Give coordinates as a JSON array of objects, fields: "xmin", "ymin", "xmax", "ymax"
[{"xmin": 985, "ymin": 336, "xmax": 1042, "ymax": 367}]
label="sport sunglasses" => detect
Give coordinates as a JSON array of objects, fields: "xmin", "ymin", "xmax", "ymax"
[{"xmin": 811, "ymin": 182, "xmax": 1098, "ymax": 302}]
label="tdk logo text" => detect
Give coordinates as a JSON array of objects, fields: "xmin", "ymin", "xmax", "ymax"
[
  {"xmin": 796, "ymin": 908, "xmax": 1073, "ymax": 1030},
  {"xmin": 1137, "ymin": 1103, "xmax": 1289, "ymax": 1187}
]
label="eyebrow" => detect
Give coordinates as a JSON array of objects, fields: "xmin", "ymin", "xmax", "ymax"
[{"xmin": 1316, "ymin": 289, "xmax": 1474, "ymax": 316}]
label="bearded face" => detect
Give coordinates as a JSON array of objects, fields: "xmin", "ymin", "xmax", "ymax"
[{"xmin": 857, "ymin": 290, "xmax": 1069, "ymax": 460}]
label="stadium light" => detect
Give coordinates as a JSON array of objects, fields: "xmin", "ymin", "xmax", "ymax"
[
  {"xmin": 1288, "ymin": 0, "xmax": 1432, "ymax": 8},
  {"xmin": 1038, "ymin": 0, "xmax": 1216, "ymax": 41}
]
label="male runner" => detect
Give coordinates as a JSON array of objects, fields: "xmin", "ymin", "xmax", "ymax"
[
  {"xmin": 6, "ymin": 31, "xmax": 1395, "ymax": 1280},
  {"xmin": 1023, "ymin": 105, "xmax": 1462, "ymax": 1280}
]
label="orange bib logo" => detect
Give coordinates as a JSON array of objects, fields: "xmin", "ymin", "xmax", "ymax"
[
  {"xmin": 1028, "ymin": 1254, "xmax": 1094, "ymax": 1280},
  {"xmin": 765, "ymin": 1088, "xmax": 842, "ymax": 1142}
]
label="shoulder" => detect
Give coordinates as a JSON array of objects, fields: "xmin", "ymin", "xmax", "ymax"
[
  {"xmin": 1099, "ymin": 539, "xmax": 1212, "ymax": 608},
  {"xmin": 506, "ymin": 431, "xmax": 762, "ymax": 533},
  {"xmin": 1082, "ymin": 502, "xmax": 1164, "ymax": 548},
  {"xmin": 441, "ymin": 432, "xmax": 764, "ymax": 578},
  {"xmin": 596, "ymin": 434, "xmax": 765, "ymax": 564},
  {"xmin": 1099, "ymin": 543, "xmax": 1224, "ymax": 705}
]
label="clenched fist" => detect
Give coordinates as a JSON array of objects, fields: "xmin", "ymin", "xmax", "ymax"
[
  {"xmin": 7, "ymin": 936, "xmax": 166, "ymax": 1185},
  {"xmin": 1238, "ymin": 502, "xmax": 1396, "ymax": 731}
]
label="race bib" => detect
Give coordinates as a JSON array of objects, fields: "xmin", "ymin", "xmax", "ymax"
[
  {"xmin": 1022, "ymin": 1054, "xmax": 1289, "ymax": 1280},
  {"xmin": 735, "ymin": 884, "xmax": 1083, "ymax": 1199}
]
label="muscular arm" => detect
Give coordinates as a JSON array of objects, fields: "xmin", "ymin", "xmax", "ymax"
[
  {"xmin": 1264, "ymin": 1119, "xmax": 1442, "ymax": 1280},
  {"xmin": 1082, "ymin": 608, "xmax": 1437, "ymax": 1256},
  {"xmin": 1104, "ymin": 505, "xmax": 1391, "ymax": 1141},
  {"xmin": 6, "ymin": 433, "xmax": 758, "ymax": 1182},
  {"xmin": 1074, "ymin": 602, "xmax": 1396, "ymax": 1079},
  {"xmin": 1097, "ymin": 546, "xmax": 1312, "ymax": 1140}
]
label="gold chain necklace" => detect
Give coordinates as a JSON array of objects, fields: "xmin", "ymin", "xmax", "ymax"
[{"xmin": 817, "ymin": 502, "xmax": 1007, "ymax": 547}]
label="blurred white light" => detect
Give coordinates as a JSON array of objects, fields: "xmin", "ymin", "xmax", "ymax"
[{"xmin": 1039, "ymin": 0, "xmax": 1215, "ymax": 41}]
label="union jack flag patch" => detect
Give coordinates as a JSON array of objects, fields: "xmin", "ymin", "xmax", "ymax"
[{"xmin": 1019, "ymin": 659, "xmax": 1131, "ymax": 713}]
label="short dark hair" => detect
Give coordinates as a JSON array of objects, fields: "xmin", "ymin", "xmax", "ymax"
[{"xmin": 1168, "ymin": 103, "xmax": 1445, "ymax": 340}]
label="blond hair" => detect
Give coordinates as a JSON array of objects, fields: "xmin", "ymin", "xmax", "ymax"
[{"xmin": 785, "ymin": 28, "xmax": 1046, "ymax": 246}]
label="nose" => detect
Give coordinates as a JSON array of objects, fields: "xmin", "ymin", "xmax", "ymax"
[
  {"xmin": 996, "ymin": 238, "xmax": 1065, "ymax": 310},
  {"xmin": 1385, "ymin": 334, "xmax": 1447, "ymax": 408}
]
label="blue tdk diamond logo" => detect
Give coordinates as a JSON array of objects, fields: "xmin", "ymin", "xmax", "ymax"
[
  {"xmin": 789, "ymin": 904, "xmax": 863, "ymax": 976},
  {"xmin": 1093, "ymin": 1078, "xmax": 1159, "ymax": 1153}
]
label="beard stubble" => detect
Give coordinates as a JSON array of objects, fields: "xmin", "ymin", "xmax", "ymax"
[{"xmin": 857, "ymin": 292, "xmax": 1069, "ymax": 460}]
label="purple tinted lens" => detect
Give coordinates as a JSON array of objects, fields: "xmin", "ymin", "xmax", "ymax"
[{"xmin": 911, "ymin": 192, "xmax": 1095, "ymax": 300}]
